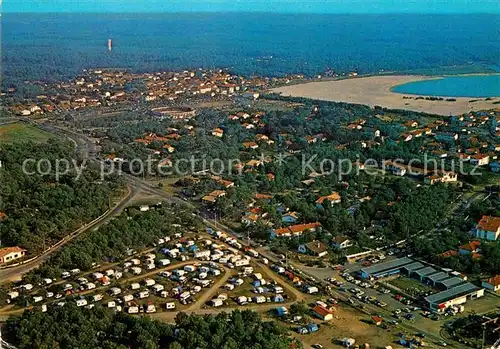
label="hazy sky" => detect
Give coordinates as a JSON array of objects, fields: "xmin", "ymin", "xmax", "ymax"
[{"xmin": 3, "ymin": 0, "xmax": 499, "ymax": 13}]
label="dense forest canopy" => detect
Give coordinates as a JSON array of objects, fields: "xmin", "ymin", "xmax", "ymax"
[
  {"xmin": 2, "ymin": 13, "xmax": 499, "ymax": 91},
  {"xmin": 0, "ymin": 139, "xmax": 121, "ymax": 253},
  {"xmin": 3, "ymin": 305, "xmax": 299, "ymax": 349}
]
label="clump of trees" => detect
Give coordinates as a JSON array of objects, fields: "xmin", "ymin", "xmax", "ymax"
[{"xmin": 3, "ymin": 304, "xmax": 301, "ymax": 349}]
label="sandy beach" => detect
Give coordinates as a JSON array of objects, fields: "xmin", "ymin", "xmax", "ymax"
[{"xmin": 271, "ymin": 75, "xmax": 499, "ymax": 115}]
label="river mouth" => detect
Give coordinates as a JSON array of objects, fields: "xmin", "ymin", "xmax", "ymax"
[{"xmin": 391, "ymin": 74, "xmax": 500, "ymax": 98}]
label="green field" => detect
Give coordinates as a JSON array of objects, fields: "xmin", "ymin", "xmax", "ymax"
[{"xmin": 0, "ymin": 123, "xmax": 53, "ymax": 144}]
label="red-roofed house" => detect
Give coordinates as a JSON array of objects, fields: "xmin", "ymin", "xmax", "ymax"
[
  {"xmin": 439, "ymin": 250, "xmax": 458, "ymax": 259},
  {"xmin": 470, "ymin": 154, "xmax": 490, "ymax": 166},
  {"xmin": 242, "ymin": 141, "xmax": 259, "ymax": 149},
  {"xmin": 459, "ymin": 241, "xmax": 481, "ymax": 255},
  {"xmin": 315, "ymin": 192, "xmax": 341, "ymax": 207},
  {"xmin": 482, "ymin": 275, "xmax": 500, "ymax": 292},
  {"xmin": 371, "ymin": 316, "xmax": 383, "ymax": 326},
  {"xmin": 212, "ymin": 128, "xmax": 224, "ymax": 138},
  {"xmin": 473, "ymin": 216, "xmax": 500, "ymax": 241},
  {"xmin": 271, "ymin": 222, "xmax": 321, "ymax": 238},
  {"xmin": 311, "ymin": 305, "xmax": 334, "ymax": 321},
  {"xmin": 0, "ymin": 247, "xmax": 27, "ymax": 264}
]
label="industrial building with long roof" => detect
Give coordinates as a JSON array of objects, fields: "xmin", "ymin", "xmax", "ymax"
[
  {"xmin": 424, "ymin": 283, "xmax": 484, "ymax": 312},
  {"xmin": 359, "ymin": 257, "xmax": 414, "ymax": 279},
  {"xmin": 359, "ymin": 257, "xmax": 485, "ymax": 313}
]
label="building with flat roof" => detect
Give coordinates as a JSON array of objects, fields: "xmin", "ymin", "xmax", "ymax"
[
  {"xmin": 424, "ymin": 283, "xmax": 484, "ymax": 312},
  {"xmin": 359, "ymin": 257, "xmax": 413, "ymax": 280}
]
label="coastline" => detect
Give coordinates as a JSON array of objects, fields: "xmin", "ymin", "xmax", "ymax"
[{"xmin": 271, "ymin": 74, "xmax": 500, "ymax": 115}]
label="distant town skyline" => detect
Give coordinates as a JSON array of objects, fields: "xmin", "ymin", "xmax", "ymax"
[{"xmin": 3, "ymin": 0, "xmax": 499, "ymax": 13}]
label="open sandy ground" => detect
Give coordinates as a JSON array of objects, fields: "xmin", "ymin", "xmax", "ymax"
[{"xmin": 271, "ymin": 75, "xmax": 499, "ymax": 115}]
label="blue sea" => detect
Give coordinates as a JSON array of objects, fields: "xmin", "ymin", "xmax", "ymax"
[
  {"xmin": 2, "ymin": 13, "xmax": 499, "ymax": 89},
  {"xmin": 392, "ymin": 75, "xmax": 500, "ymax": 98}
]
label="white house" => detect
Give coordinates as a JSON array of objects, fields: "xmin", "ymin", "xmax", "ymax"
[
  {"xmin": 332, "ymin": 236, "xmax": 353, "ymax": 249},
  {"xmin": 0, "ymin": 246, "xmax": 26, "ymax": 265}
]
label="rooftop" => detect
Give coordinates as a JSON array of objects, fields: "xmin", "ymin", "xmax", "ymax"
[
  {"xmin": 315, "ymin": 192, "xmax": 341, "ymax": 204},
  {"xmin": 424, "ymin": 272, "xmax": 450, "ymax": 283},
  {"xmin": 0, "ymin": 246, "xmax": 26, "ymax": 259},
  {"xmin": 486, "ymin": 275, "xmax": 500, "ymax": 287},
  {"xmin": 425, "ymin": 283, "xmax": 480, "ymax": 306},
  {"xmin": 360, "ymin": 257, "xmax": 414, "ymax": 276},
  {"xmin": 437, "ymin": 277, "xmax": 467, "ymax": 290},
  {"xmin": 274, "ymin": 222, "xmax": 321, "ymax": 236},
  {"xmin": 477, "ymin": 215, "xmax": 500, "ymax": 232},
  {"xmin": 412, "ymin": 266, "xmax": 437, "ymax": 277},
  {"xmin": 312, "ymin": 305, "xmax": 333, "ymax": 317},
  {"xmin": 459, "ymin": 240, "xmax": 481, "ymax": 252},
  {"xmin": 304, "ymin": 241, "xmax": 329, "ymax": 254},
  {"xmin": 401, "ymin": 262, "xmax": 425, "ymax": 272}
]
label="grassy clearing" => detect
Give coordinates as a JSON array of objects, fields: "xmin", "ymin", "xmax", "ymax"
[{"xmin": 0, "ymin": 123, "xmax": 53, "ymax": 144}]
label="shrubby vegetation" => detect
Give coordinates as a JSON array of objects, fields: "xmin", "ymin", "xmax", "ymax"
[{"xmin": 3, "ymin": 305, "xmax": 299, "ymax": 349}]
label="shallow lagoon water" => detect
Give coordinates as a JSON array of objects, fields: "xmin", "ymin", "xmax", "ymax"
[{"xmin": 391, "ymin": 75, "xmax": 500, "ymax": 98}]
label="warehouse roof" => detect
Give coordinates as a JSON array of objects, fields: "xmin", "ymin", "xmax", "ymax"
[
  {"xmin": 401, "ymin": 262, "xmax": 425, "ymax": 273},
  {"xmin": 360, "ymin": 257, "xmax": 413, "ymax": 276},
  {"xmin": 423, "ymin": 272, "xmax": 449, "ymax": 283},
  {"xmin": 436, "ymin": 277, "xmax": 466, "ymax": 290},
  {"xmin": 425, "ymin": 283, "xmax": 479, "ymax": 305},
  {"xmin": 412, "ymin": 266, "xmax": 437, "ymax": 277}
]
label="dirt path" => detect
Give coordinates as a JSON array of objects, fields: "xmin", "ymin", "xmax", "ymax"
[
  {"xmin": 186, "ymin": 266, "xmax": 233, "ymax": 311},
  {"xmin": 255, "ymin": 260, "xmax": 305, "ymax": 303},
  {"xmin": 149, "ymin": 301, "xmax": 298, "ymax": 323}
]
